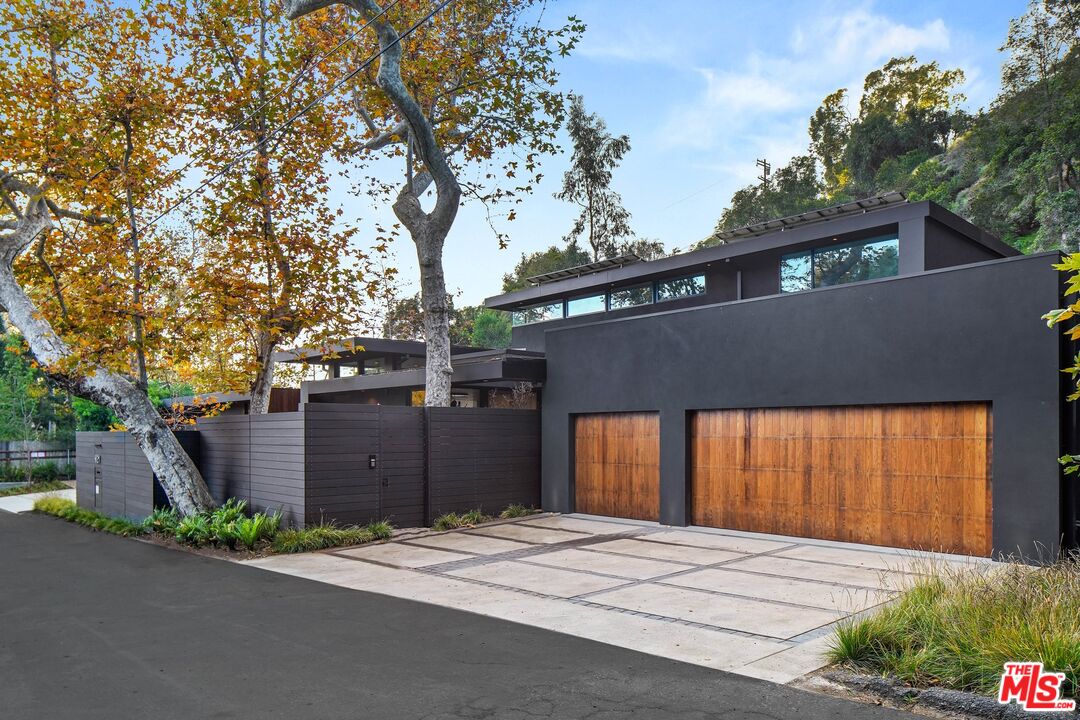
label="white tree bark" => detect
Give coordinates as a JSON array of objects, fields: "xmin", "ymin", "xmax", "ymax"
[
  {"xmin": 248, "ymin": 332, "xmax": 276, "ymax": 415},
  {"xmin": 285, "ymin": 0, "xmax": 461, "ymax": 406},
  {"xmin": 0, "ymin": 179, "xmax": 214, "ymax": 516}
]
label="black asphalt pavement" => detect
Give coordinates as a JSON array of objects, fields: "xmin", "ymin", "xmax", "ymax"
[{"xmin": 0, "ymin": 510, "xmax": 909, "ymax": 720}]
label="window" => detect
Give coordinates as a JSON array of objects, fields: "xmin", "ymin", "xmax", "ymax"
[
  {"xmin": 566, "ymin": 294, "xmax": 606, "ymax": 317},
  {"xmin": 780, "ymin": 251, "xmax": 812, "ymax": 293},
  {"xmin": 780, "ymin": 235, "xmax": 899, "ymax": 293},
  {"xmin": 511, "ymin": 301, "xmax": 563, "ymax": 326},
  {"xmin": 609, "ymin": 283, "xmax": 653, "ymax": 309},
  {"xmin": 656, "ymin": 274, "xmax": 705, "ymax": 302}
]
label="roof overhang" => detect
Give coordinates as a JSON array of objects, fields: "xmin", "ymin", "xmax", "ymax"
[
  {"xmin": 484, "ymin": 199, "xmax": 1016, "ymax": 311},
  {"xmin": 300, "ymin": 350, "xmax": 546, "ymax": 399},
  {"xmin": 274, "ymin": 336, "xmax": 488, "ymax": 364}
]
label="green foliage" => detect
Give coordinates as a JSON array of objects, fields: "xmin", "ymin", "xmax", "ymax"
[
  {"xmin": 0, "ymin": 479, "xmax": 68, "ymax": 497},
  {"xmin": 384, "ymin": 293, "xmax": 497, "ymax": 347},
  {"xmin": 701, "ymin": 156, "xmax": 824, "ymax": 247},
  {"xmin": 233, "ymin": 512, "xmax": 282, "ymax": 550},
  {"xmin": 502, "ymin": 243, "xmax": 591, "ymax": 292},
  {"xmin": 33, "ymin": 497, "xmax": 144, "ymax": 536},
  {"xmin": 555, "ymin": 93, "xmax": 634, "ymax": 261},
  {"xmin": 469, "ymin": 308, "xmax": 512, "ymax": 349},
  {"xmin": 0, "ymin": 461, "xmax": 69, "ymax": 483},
  {"xmin": 0, "ymin": 331, "xmax": 76, "ymax": 442},
  {"xmin": 723, "ymin": 12, "xmax": 1079, "ymax": 252},
  {"xmin": 71, "ymin": 380, "xmax": 197, "ymax": 432},
  {"xmin": 170, "ymin": 498, "xmax": 281, "ymax": 550},
  {"xmin": 499, "ymin": 504, "xmax": 538, "ymax": 519},
  {"xmin": 829, "ymin": 559, "xmax": 1080, "ymax": 698},
  {"xmin": 270, "ymin": 520, "xmax": 391, "ymax": 554},
  {"xmin": 433, "ymin": 508, "xmax": 492, "ymax": 530},
  {"xmin": 366, "ymin": 520, "xmax": 393, "ymax": 540},
  {"xmin": 142, "ymin": 507, "xmax": 180, "ymax": 535},
  {"xmin": 174, "ymin": 513, "xmax": 212, "ymax": 545}
]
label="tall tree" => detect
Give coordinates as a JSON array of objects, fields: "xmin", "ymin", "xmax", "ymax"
[
  {"xmin": 698, "ymin": 155, "xmax": 823, "ymax": 247},
  {"xmin": 502, "ymin": 242, "xmax": 590, "ymax": 292},
  {"xmin": 170, "ymin": 0, "xmax": 379, "ymax": 413},
  {"xmin": 808, "ymin": 89, "xmax": 852, "ymax": 196},
  {"xmin": 0, "ymin": 0, "xmax": 214, "ymax": 513},
  {"xmin": 284, "ymin": 0, "xmax": 582, "ymax": 406},
  {"xmin": 554, "ymin": 93, "xmax": 633, "ymax": 261}
]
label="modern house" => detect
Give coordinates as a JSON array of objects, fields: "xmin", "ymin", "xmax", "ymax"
[
  {"xmin": 275, "ymin": 337, "xmax": 544, "ymax": 408},
  {"xmin": 479, "ymin": 192, "xmax": 1073, "ymax": 558},
  {"xmin": 81, "ymin": 192, "xmax": 1075, "ymax": 557}
]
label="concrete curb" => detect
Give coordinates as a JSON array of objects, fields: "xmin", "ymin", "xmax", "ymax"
[{"xmin": 822, "ymin": 670, "xmax": 1076, "ymax": 719}]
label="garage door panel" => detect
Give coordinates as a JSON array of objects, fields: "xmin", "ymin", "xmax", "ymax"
[
  {"xmin": 574, "ymin": 413, "xmax": 659, "ymax": 522},
  {"xmin": 690, "ymin": 404, "xmax": 992, "ymax": 556}
]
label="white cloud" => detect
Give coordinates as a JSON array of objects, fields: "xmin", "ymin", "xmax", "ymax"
[
  {"xmin": 658, "ymin": 3, "xmax": 958, "ymax": 156},
  {"xmin": 577, "ymin": 24, "xmax": 687, "ymax": 65}
]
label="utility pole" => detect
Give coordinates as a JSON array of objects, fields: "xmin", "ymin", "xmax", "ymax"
[{"xmin": 756, "ymin": 158, "xmax": 771, "ymax": 190}]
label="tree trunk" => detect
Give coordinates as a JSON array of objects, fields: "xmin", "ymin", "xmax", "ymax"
[
  {"xmin": 122, "ymin": 118, "xmax": 149, "ymax": 389},
  {"xmin": 284, "ymin": 0, "xmax": 463, "ymax": 406},
  {"xmin": 0, "ymin": 199, "xmax": 214, "ymax": 516},
  {"xmin": 249, "ymin": 333, "xmax": 276, "ymax": 415},
  {"xmin": 416, "ymin": 235, "xmax": 452, "ymax": 406}
]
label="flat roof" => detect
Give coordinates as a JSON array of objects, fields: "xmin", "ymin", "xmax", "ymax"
[
  {"xmin": 526, "ymin": 253, "xmax": 643, "ymax": 285},
  {"xmin": 301, "ymin": 349, "xmax": 546, "ymax": 398},
  {"xmin": 485, "ymin": 199, "xmax": 1016, "ymax": 310},
  {"xmin": 274, "ymin": 336, "xmax": 488, "ymax": 364},
  {"xmin": 714, "ymin": 191, "xmax": 907, "ymax": 242}
]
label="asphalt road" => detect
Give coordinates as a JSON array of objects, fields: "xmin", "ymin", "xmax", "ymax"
[{"xmin": 0, "ymin": 510, "xmax": 910, "ymax": 720}]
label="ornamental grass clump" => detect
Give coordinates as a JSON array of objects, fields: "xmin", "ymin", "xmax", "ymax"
[
  {"xmin": 271, "ymin": 520, "xmax": 391, "ymax": 554},
  {"xmin": 828, "ymin": 558, "xmax": 1080, "ymax": 698}
]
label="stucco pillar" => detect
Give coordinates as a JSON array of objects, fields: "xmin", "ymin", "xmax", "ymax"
[
  {"xmin": 659, "ymin": 408, "xmax": 688, "ymax": 526},
  {"xmin": 898, "ymin": 218, "xmax": 926, "ymax": 275}
]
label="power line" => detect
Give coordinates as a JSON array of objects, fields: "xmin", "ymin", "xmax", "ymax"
[
  {"xmin": 152, "ymin": 0, "xmax": 402, "ymax": 198},
  {"xmin": 141, "ymin": 0, "xmax": 454, "ymax": 237}
]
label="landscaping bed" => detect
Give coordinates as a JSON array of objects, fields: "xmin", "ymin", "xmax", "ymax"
[
  {"xmin": 0, "ymin": 479, "xmax": 70, "ymax": 497},
  {"xmin": 33, "ymin": 498, "xmax": 543, "ymax": 557},
  {"xmin": 33, "ymin": 497, "xmax": 393, "ymax": 557},
  {"xmin": 827, "ymin": 558, "xmax": 1080, "ymax": 705}
]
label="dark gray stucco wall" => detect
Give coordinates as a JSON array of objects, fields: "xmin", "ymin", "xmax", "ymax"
[{"xmin": 539, "ymin": 252, "xmax": 1066, "ymax": 557}]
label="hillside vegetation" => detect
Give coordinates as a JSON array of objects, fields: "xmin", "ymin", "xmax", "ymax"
[{"xmin": 699, "ymin": 1, "xmax": 1080, "ymax": 253}]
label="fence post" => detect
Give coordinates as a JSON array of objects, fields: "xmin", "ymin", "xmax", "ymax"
[{"xmin": 423, "ymin": 407, "xmax": 431, "ymax": 527}]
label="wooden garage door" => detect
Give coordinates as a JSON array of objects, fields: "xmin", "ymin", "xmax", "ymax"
[
  {"xmin": 575, "ymin": 413, "xmax": 660, "ymax": 521},
  {"xmin": 690, "ymin": 404, "xmax": 992, "ymax": 556}
]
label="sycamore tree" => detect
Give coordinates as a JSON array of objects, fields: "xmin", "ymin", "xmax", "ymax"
[
  {"xmin": 0, "ymin": 0, "xmax": 214, "ymax": 513},
  {"xmin": 283, "ymin": 0, "xmax": 582, "ymax": 406},
  {"xmin": 168, "ymin": 0, "xmax": 381, "ymax": 413}
]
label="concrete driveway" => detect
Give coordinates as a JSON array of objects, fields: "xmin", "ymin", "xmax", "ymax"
[{"xmin": 246, "ymin": 514, "xmax": 981, "ymax": 683}]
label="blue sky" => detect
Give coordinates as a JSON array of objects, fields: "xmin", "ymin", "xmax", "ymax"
[{"xmin": 389, "ymin": 0, "xmax": 1025, "ymax": 306}]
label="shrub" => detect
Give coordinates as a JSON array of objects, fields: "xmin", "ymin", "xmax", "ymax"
[
  {"xmin": 367, "ymin": 520, "xmax": 393, "ymax": 540},
  {"xmin": 0, "ymin": 463, "xmax": 25, "ymax": 482},
  {"xmin": 59, "ymin": 462, "xmax": 76, "ymax": 479},
  {"xmin": 434, "ymin": 509, "xmax": 491, "ymax": 531},
  {"xmin": 271, "ymin": 520, "xmax": 392, "ymax": 554},
  {"xmin": 33, "ymin": 497, "xmax": 144, "ymax": 536},
  {"xmin": 175, "ymin": 514, "xmax": 212, "ymax": 546},
  {"xmin": 233, "ymin": 512, "xmax": 282, "ymax": 550},
  {"xmin": 30, "ymin": 461, "xmax": 59, "ymax": 482},
  {"xmin": 828, "ymin": 559, "xmax": 1080, "ymax": 698},
  {"xmin": 499, "ymin": 504, "xmax": 537, "ymax": 519},
  {"xmin": 0, "ymin": 479, "xmax": 68, "ymax": 497},
  {"xmin": 142, "ymin": 507, "xmax": 180, "ymax": 535}
]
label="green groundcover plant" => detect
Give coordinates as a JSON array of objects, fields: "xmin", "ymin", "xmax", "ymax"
[{"xmin": 34, "ymin": 497, "xmax": 393, "ymax": 554}]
